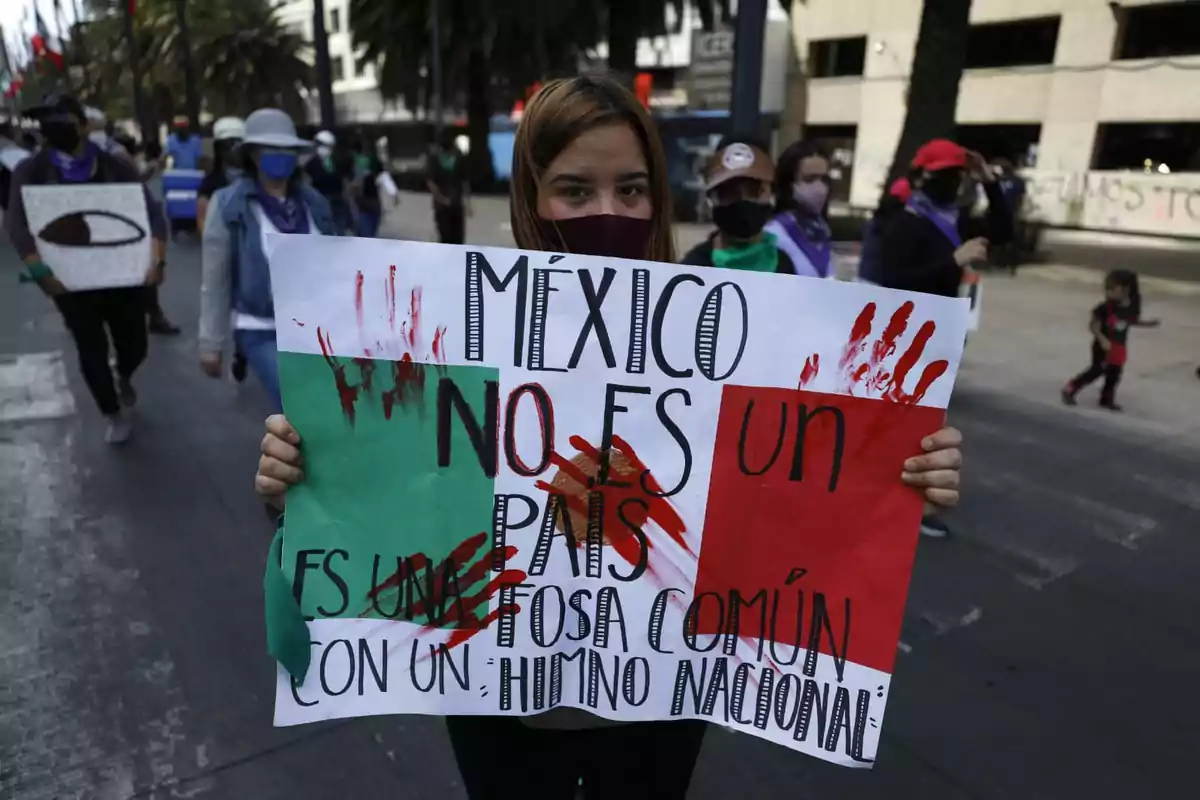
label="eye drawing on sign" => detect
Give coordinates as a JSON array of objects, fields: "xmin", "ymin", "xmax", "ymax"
[{"xmin": 37, "ymin": 210, "xmax": 148, "ymax": 248}]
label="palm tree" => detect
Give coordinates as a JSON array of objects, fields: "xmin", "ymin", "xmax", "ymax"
[
  {"xmin": 191, "ymin": 2, "xmax": 311, "ymax": 118},
  {"xmin": 880, "ymin": 0, "xmax": 973, "ymax": 201},
  {"xmin": 77, "ymin": 0, "xmax": 311, "ymax": 123},
  {"xmin": 351, "ymin": 0, "xmax": 600, "ymax": 187}
]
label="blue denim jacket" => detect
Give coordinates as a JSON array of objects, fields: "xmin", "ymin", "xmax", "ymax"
[{"xmin": 220, "ymin": 177, "xmax": 335, "ymax": 318}]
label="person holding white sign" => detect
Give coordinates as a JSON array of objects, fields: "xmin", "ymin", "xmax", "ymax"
[
  {"xmin": 5, "ymin": 93, "xmax": 168, "ymax": 444},
  {"xmin": 199, "ymin": 108, "xmax": 337, "ymax": 408},
  {"xmin": 253, "ymin": 73, "xmax": 967, "ymax": 798}
]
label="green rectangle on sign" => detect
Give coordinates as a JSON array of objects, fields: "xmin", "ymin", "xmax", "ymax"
[{"xmin": 277, "ymin": 352, "xmax": 498, "ymax": 623}]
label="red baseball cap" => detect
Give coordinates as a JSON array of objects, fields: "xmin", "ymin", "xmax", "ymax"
[
  {"xmin": 889, "ymin": 177, "xmax": 912, "ymax": 202},
  {"xmin": 912, "ymin": 139, "xmax": 966, "ymax": 171}
]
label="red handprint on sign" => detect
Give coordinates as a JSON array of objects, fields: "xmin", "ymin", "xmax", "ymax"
[
  {"xmin": 365, "ymin": 531, "xmax": 528, "ymax": 650},
  {"xmin": 835, "ymin": 300, "xmax": 950, "ymax": 404}
]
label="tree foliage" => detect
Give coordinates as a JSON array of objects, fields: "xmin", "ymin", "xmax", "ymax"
[{"xmin": 48, "ymin": 0, "xmax": 311, "ymax": 124}]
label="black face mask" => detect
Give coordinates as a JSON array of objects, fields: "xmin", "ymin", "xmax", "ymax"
[
  {"xmin": 712, "ymin": 200, "xmax": 773, "ymax": 241},
  {"xmin": 921, "ymin": 170, "xmax": 964, "ymax": 206},
  {"xmin": 41, "ymin": 121, "xmax": 81, "ymax": 154},
  {"xmin": 536, "ymin": 214, "xmax": 653, "ymax": 261}
]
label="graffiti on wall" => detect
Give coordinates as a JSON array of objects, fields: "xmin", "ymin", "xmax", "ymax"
[{"xmin": 1023, "ymin": 170, "xmax": 1200, "ymax": 238}]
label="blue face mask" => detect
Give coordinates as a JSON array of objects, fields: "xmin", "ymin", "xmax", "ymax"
[{"xmin": 259, "ymin": 151, "xmax": 297, "ymax": 181}]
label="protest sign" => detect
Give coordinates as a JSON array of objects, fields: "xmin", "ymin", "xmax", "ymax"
[
  {"xmin": 21, "ymin": 184, "xmax": 152, "ymax": 291},
  {"xmin": 267, "ymin": 234, "xmax": 969, "ymax": 768}
]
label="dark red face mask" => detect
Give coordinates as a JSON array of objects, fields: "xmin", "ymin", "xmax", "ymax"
[{"xmin": 536, "ymin": 214, "xmax": 653, "ymax": 261}]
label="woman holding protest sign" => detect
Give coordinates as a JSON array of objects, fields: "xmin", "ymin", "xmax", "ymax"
[
  {"xmin": 253, "ymin": 73, "xmax": 965, "ymax": 798},
  {"xmin": 198, "ymin": 108, "xmax": 336, "ymax": 409}
]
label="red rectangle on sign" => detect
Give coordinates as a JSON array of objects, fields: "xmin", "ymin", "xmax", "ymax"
[{"xmin": 695, "ymin": 386, "xmax": 945, "ymax": 675}]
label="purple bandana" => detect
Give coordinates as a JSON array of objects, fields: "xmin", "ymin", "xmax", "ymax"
[
  {"xmin": 256, "ymin": 187, "xmax": 311, "ymax": 235},
  {"xmin": 51, "ymin": 141, "xmax": 99, "ymax": 183},
  {"xmin": 773, "ymin": 210, "xmax": 832, "ymax": 278},
  {"xmin": 907, "ymin": 190, "xmax": 962, "ymax": 247}
]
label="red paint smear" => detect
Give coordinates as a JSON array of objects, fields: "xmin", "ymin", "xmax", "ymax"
[
  {"xmin": 405, "ymin": 288, "xmax": 421, "ymax": 352},
  {"xmin": 365, "ymin": 531, "xmax": 528, "ymax": 653},
  {"xmin": 851, "ymin": 363, "xmax": 870, "ymax": 385},
  {"xmin": 798, "ymin": 354, "xmax": 820, "ymax": 388},
  {"xmin": 386, "ymin": 265, "xmax": 397, "ymax": 332},
  {"xmin": 317, "ymin": 327, "xmax": 360, "ymax": 425},
  {"xmin": 884, "ymin": 320, "xmax": 949, "ymax": 404},
  {"xmin": 354, "ymin": 270, "xmax": 365, "ymax": 329},
  {"xmin": 352, "ymin": 357, "xmax": 376, "ymax": 395},
  {"xmin": 534, "ymin": 435, "xmax": 690, "ymax": 573},
  {"xmin": 380, "ymin": 354, "xmax": 426, "ymax": 420},
  {"xmin": 293, "ymin": 318, "xmax": 306, "ymax": 327},
  {"xmin": 431, "ymin": 326, "xmax": 448, "ymax": 366},
  {"xmin": 840, "ymin": 302, "xmax": 875, "ymax": 371},
  {"xmin": 872, "ymin": 301, "xmax": 913, "ymax": 366}
]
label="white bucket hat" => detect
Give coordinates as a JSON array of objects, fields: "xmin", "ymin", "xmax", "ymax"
[
  {"xmin": 240, "ymin": 108, "xmax": 310, "ymax": 150},
  {"xmin": 213, "ymin": 116, "xmax": 246, "ymax": 141}
]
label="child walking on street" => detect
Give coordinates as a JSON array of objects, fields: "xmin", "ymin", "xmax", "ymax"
[{"xmin": 1062, "ymin": 269, "xmax": 1157, "ymax": 412}]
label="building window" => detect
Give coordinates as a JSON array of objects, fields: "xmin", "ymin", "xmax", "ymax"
[
  {"xmin": 331, "ymin": 56, "xmax": 345, "ymax": 83},
  {"xmin": 809, "ymin": 37, "xmax": 866, "ymax": 78},
  {"xmin": 329, "ymin": 7, "xmax": 341, "ymax": 34},
  {"xmin": 1115, "ymin": 1, "xmax": 1200, "ymax": 60},
  {"xmin": 1093, "ymin": 123, "xmax": 1200, "ymax": 172},
  {"xmin": 965, "ymin": 17, "xmax": 1060, "ymax": 69}
]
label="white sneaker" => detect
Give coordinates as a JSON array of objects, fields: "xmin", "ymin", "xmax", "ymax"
[{"xmin": 105, "ymin": 411, "xmax": 133, "ymax": 445}]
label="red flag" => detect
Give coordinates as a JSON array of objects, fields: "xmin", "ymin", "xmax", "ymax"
[
  {"xmin": 32, "ymin": 13, "xmax": 64, "ymax": 70},
  {"xmin": 634, "ymin": 73, "xmax": 653, "ymax": 107}
]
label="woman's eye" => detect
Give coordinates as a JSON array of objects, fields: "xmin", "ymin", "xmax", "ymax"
[
  {"xmin": 562, "ymin": 186, "xmax": 591, "ymax": 201},
  {"xmin": 618, "ymin": 184, "xmax": 648, "ymax": 198}
]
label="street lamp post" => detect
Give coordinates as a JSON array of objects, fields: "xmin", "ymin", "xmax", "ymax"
[
  {"xmin": 312, "ymin": 0, "xmax": 337, "ymax": 128},
  {"xmin": 173, "ymin": 0, "xmax": 201, "ymax": 130},
  {"xmin": 729, "ymin": 0, "xmax": 768, "ymax": 136}
]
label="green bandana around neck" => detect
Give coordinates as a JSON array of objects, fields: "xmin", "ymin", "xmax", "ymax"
[{"xmin": 711, "ymin": 233, "xmax": 780, "ymax": 272}]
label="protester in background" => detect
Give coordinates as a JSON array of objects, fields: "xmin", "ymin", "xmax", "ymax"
[
  {"xmin": 991, "ymin": 157, "xmax": 1027, "ymax": 273},
  {"xmin": 764, "ymin": 139, "xmax": 834, "ymax": 278},
  {"xmin": 196, "ymin": 117, "xmax": 249, "ymax": 382},
  {"xmin": 85, "ymin": 107, "xmax": 128, "ymax": 158},
  {"xmin": 4, "ymin": 93, "xmax": 168, "ymax": 444},
  {"xmin": 425, "ymin": 130, "xmax": 470, "ymax": 244},
  {"xmin": 166, "ymin": 115, "xmax": 204, "ymax": 171},
  {"xmin": 305, "ymin": 130, "xmax": 352, "ymax": 234},
  {"xmin": 1062, "ymin": 269, "xmax": 1159, "ymax": 411},
  {"xmin": 196, "ymin": 116, "xmax": 246, "ymax": 234},
  {"xmin": 681, "ymin": 136, "xmax": 796, "ymax": 272},
  {"xmin": 251, "ymin": 73, "xmax": 967, "ymax": 800},
  {"xmin": 879, "ymin": 138, "xmax": 1011, "ymax": 539},
  {"xmin": 133, "ymin": 138, "xmax": 180, "ymax": 336},
  {"xmin": 858, "ymin": 175, "xmax": 914, "ymax": 285},
  {"xmin": 880, "ymin": 139, "xmax": 1012, "ymax": 299},
  {"xmin": 350, "ymin": 138, "xmax": 386, "ymax": 238},
  {"xmin": 199, "ymin": 108, "xmax": 335, "ymax": 408}
]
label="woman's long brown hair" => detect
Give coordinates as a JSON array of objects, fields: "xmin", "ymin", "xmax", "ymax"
[{"xmin": 510, "ymin": 73, "xmax": 676, "ymax": 264}]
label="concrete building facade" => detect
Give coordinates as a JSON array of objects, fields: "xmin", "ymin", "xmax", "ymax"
[{"xmin": 789, "ymin": 0, "xmax": 1200, "ymax": 236}]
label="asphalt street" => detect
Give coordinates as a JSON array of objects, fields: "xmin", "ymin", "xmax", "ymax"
[{"xmin": 1, "ymin": 200, "xmax": 1198, "ymax": 799}]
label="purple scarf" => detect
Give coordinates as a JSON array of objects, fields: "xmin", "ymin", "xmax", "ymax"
[
  {"xmin": 256, "ymin": 186, "xmax": 311, "ymax": 234},
  {"xmin": 907, "ymin": 190, "xmax": 962, "ymax": 247},
  {"xmin": 50, "ymin": 141, "xmax": 100, "ymax": 183},
  {"xmin": 773, "ymin": 210, "xmax": 832, "ymax": 277}
]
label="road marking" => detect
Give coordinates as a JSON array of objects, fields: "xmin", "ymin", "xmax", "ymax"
[
  {"xmin": 919, "ymin": 606, "xmax": 984, "ymax": 636},
  {"xmin": 976, "ymin": 471, "xmax": 1158, "ymax": 550},
  {"xmin": 0, "ymin": 351, "xmax": 76, "ymax": 423}
]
